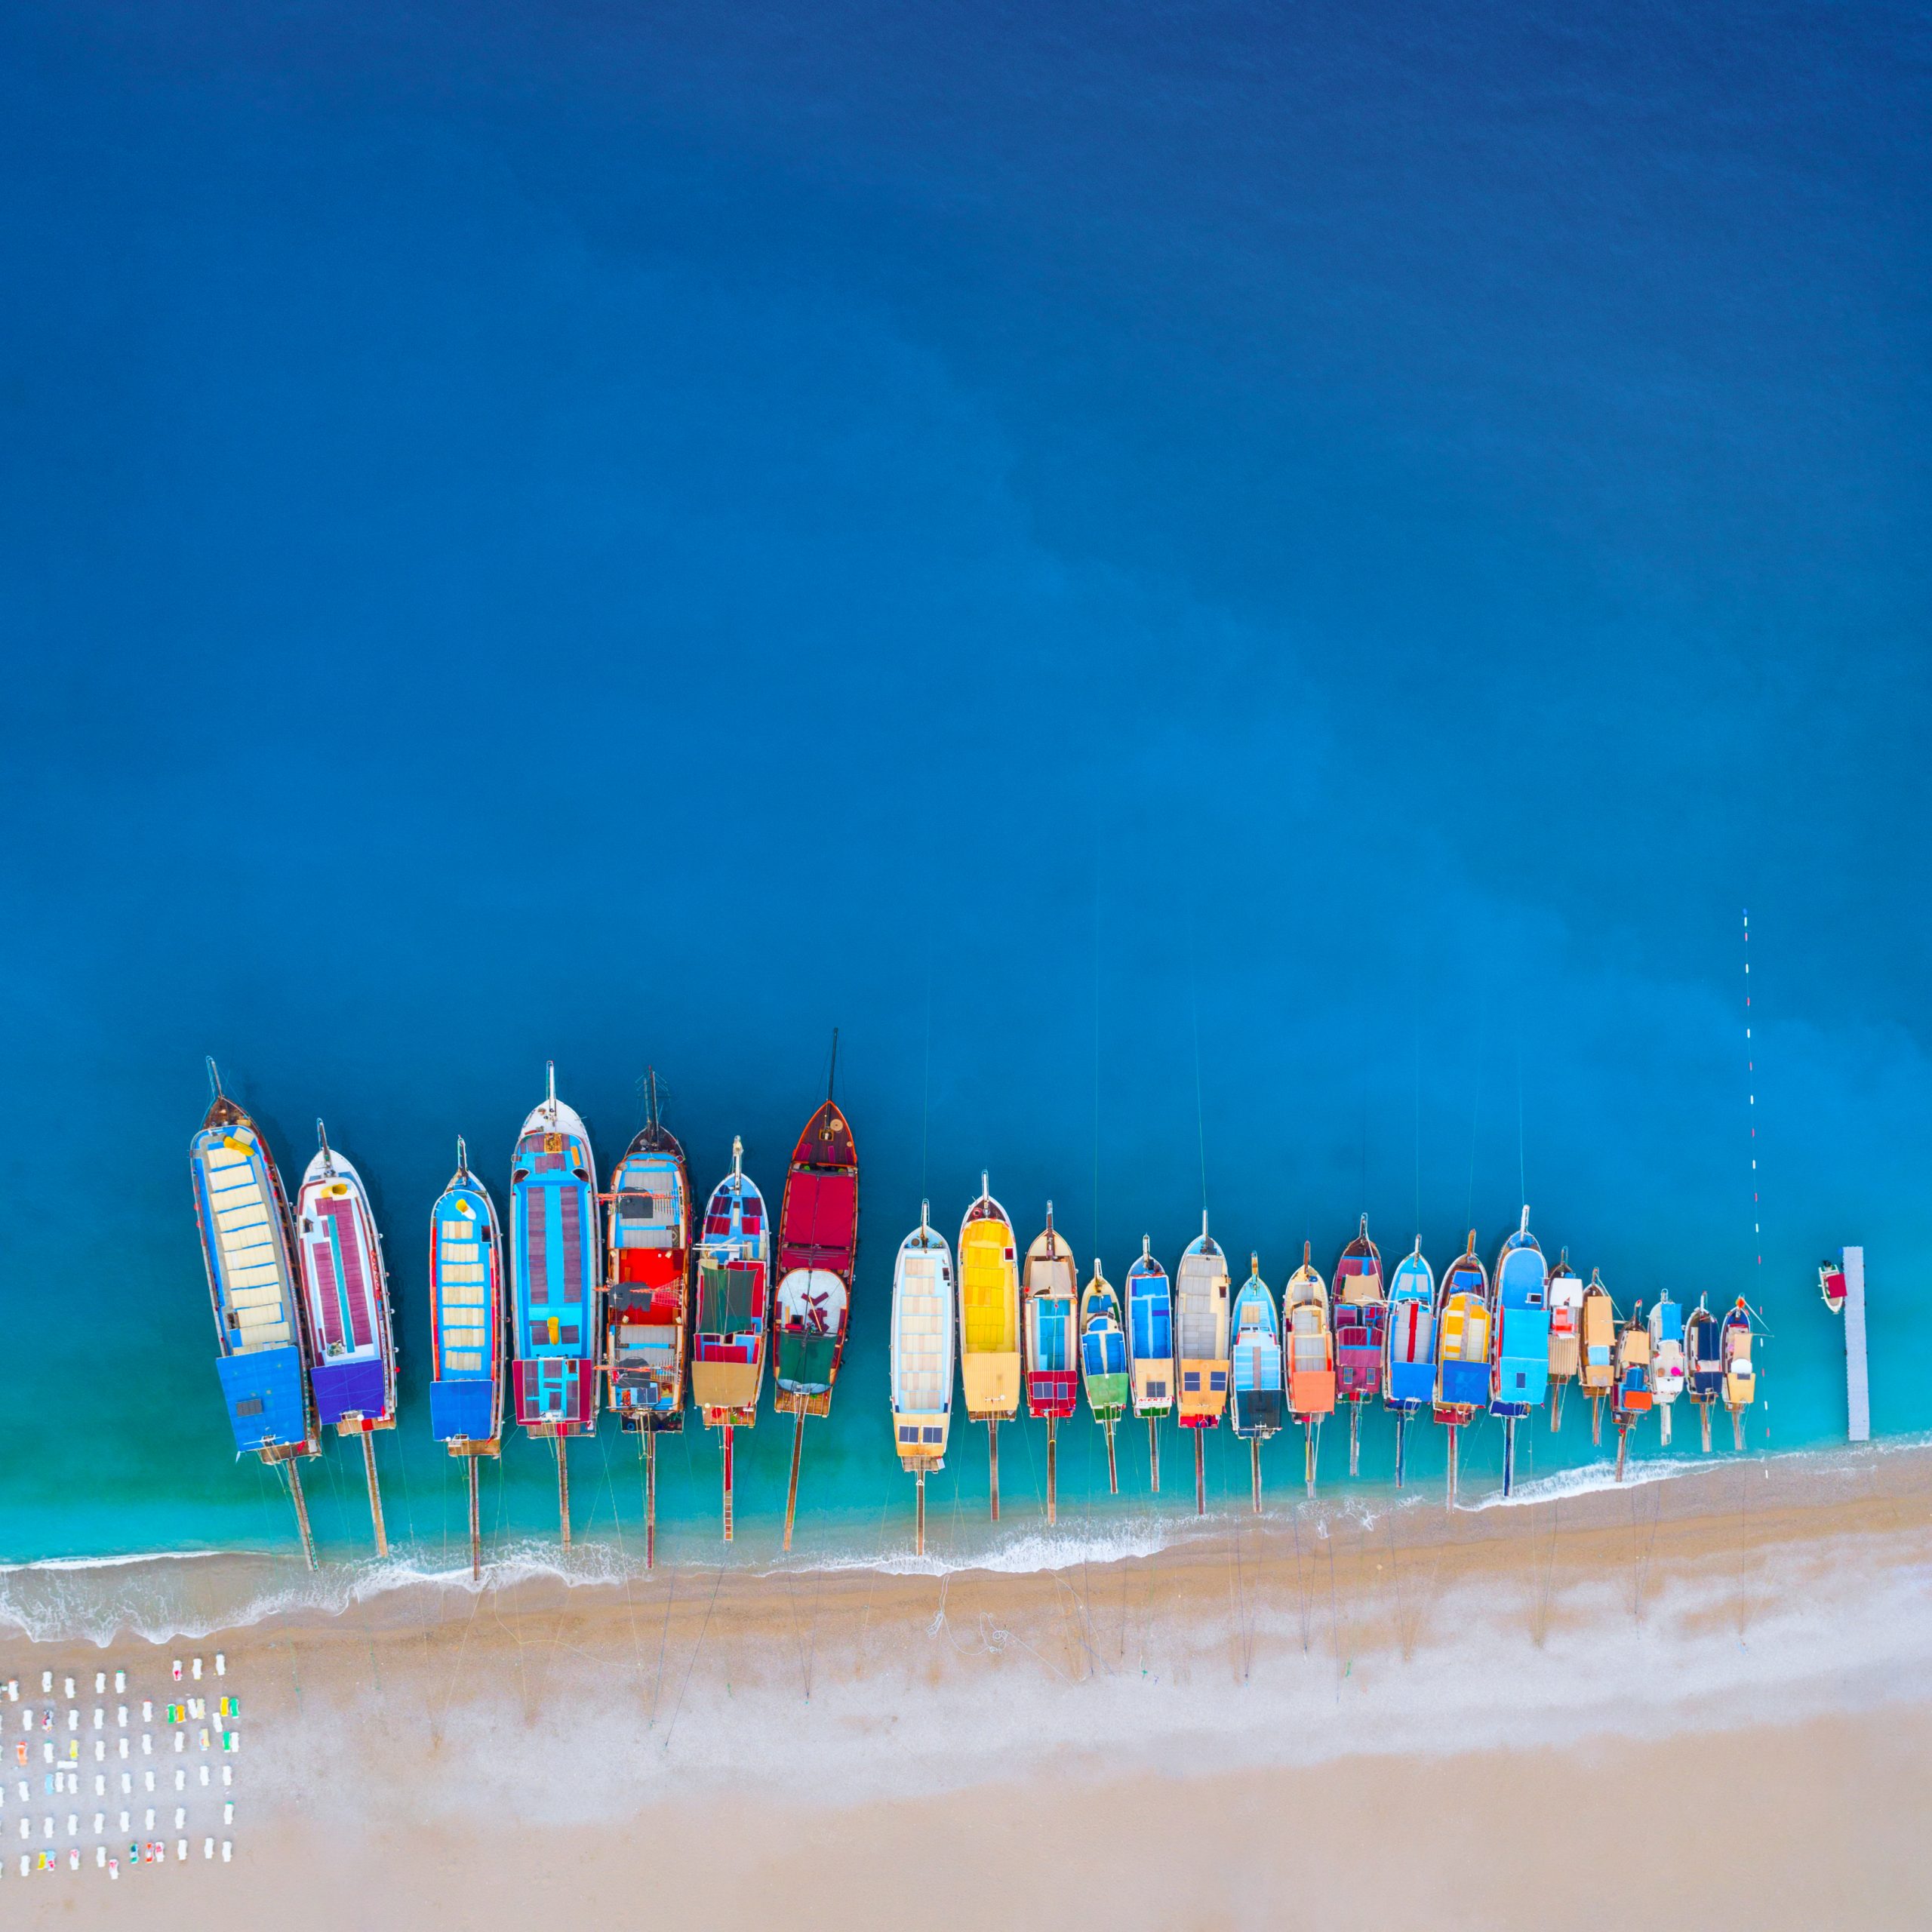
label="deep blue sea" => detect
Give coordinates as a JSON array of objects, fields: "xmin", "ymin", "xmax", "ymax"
[{"xmin": 1, "ymin": 2, "xmax": 1925, "ymax": 1598}]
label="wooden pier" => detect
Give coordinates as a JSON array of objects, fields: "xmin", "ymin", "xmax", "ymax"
[{"xmin": 1843, "ymin": 1244, "xmax": 1870, "ymax": 1444}]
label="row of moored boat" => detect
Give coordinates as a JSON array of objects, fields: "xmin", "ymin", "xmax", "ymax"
[
  {"xmin": 189, "ymin": 1057, "xmax": 856, "ymax": 1572},
  {"xmin": 189, "ymin": 1059, "xmax": 1763, "ymax": 1570},
  {"xmin": 887, "ymin": 1195, "xmax": 1762, "ymax": 1550}
]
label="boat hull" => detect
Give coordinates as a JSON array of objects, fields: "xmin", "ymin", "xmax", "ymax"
[
  {"xmin": 429, "ymin": 1171, "xmax": 503, "ymax": 1452},
  {"xmin": 191, "ymin": 1100, "xmax": 318, "ymax": 1458},
  {"xmin": 774, "ymin": 1100, "xmax": 859, "ymax": 1417},
  {"xmin": 891, "ymin": 1226, "xmax": 954, "ymax": 1469},
  {"xmin": 509, "ymin": 1094, "xmax": 602, "ymax": 1438},
  {"xmin": 607, "ymin": 1131, "xmax": 691, "ymax": 1432}
]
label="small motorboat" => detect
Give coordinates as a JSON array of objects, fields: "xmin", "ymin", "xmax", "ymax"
[
  {"xmin": 1079, "ymin": 1262, "xmax": 1131, "ymax": 1493},
  {"xmin": 1432, "ymin": 1233, "xmax": 1491, "ymax": 1506},
  {"xmin": 1818, "ymin": 1260, "xmax": 1847, "ymax": 1313},
  {"xmin": 1331, "ymin": 1217, "xmax": 1386, "ymax": 1476},
  {"xmin": 1124, "ymin": 1237, "xmax": 1174, "ymax": 1491},
  {"xmin": 1174, "ymin": 1213, "xmax": 1232, "ymax": 1515},
  {"xmin": 1721, "ymin": 1299, "xmax": 1758, "ymax": 1449},
  {"xmin": 1283, "ymin": 1241, "xmax": 1336, "ymax": 1497},
  {"xmin": 1686, "ymin": 1295, "xmax": 1724, "ymax": 1451},
  {"xmin": 1578, "ymin": 1269, "xmax": 1617, "ymax": 1445},
  {"xmin": 1382, "ymin": 1241, "xmax": 1435, "ymax": 1487},
  {"xmin": 1611, "ymin": 1302, "xmax": 1653, "ymax": 1480},
  {"xmin": 1022, "ymin": 1204, "xmax": 1080, "ymax": 1523},
  {"xmin": 1489, "ymin": 1208, "xmax": 1551, "ymax": 1497},
  {"xmin": 1648, "ymin": 1291, "xmax": 1687, "ymax": 1446},
  {"xmin": 1229, "ymin": 1255, "xmax": 1283, "ymax": 1512},
  {"xmin": 1545, "ymin": 1249, "xmax": 1583, "ymax": 1430}
]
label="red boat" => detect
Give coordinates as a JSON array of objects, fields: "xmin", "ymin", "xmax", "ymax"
[
  {"xmin": 1331, "ymin": 1216, "xmax": 1387, "ymax": 1477},
  {"xmin": 771, "ymin": 1035, "xmax": 860, "ymax": 1550}
]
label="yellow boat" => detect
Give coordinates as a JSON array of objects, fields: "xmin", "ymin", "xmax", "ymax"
[
  {"xmin": 957, "ymin": 1174, "xmax": 1020, "ymax": 1519},
  {"xmin": 1578, "ymin": 1268, "xmax": 1617, "ymax": 1445}
]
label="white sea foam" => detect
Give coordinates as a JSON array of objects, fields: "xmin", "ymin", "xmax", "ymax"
[
  {"xmin": 0, "ymin": 1549, "xmax": 232, "ymax": 1576},
  {"xmin": 1457, "ymin": 1456, "xmax": 1699, "ymax": 1510},
  {"xmin": 1, "ymin": 1438, "xmax": 1921, "ymax": 1648},
  {"xmin": 780, "ymin": 1518, "xmax": 1187, "ymax": 1580}
]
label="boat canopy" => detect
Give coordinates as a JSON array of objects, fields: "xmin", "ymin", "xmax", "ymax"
[{"xmin": 214, "ymin": 1350, "xmax": 308, "ymax": 1457}]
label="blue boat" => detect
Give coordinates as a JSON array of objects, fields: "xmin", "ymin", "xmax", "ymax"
[
  {"xmin": 188, "ymin": 1060, "xmax": 320, "ymax": 1567},
  {"xmin": 1685, "ymin": 1295, "xmax": 1724, "ymax": 1451},
  {"xmin": 1490, "ymin": 1208, "xmax": 1552, "ymax": 1497},
  {"xmin": 1125, "ymin": 1236, "xmax": 1174, "ymax": 1492},
  {"xmin": 1229, "ymin": 1255, "xmax": 1283, "ymax": 1512},
  {"xmin": 509, "ymin": 1062, "xmax": 602, "ymax": 1544},
  {"xmin": 1382, "ymin": 1241, "xmax": 1435, "ymax": 1488},
  {"xmin": 429, "ymin": 1137, "xmax": 503, "ymax": 1580}
]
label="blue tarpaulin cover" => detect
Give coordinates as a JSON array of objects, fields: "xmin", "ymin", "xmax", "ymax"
[
  {"xmin": 430, "ymin": 1379, "xmax": 496, "ymax": 1443},
  {"xmin": 216, "ymin": 1346, "xmax": 306, "ymax": 1453},
  {"xmin": 313, "ymin": 1356, "xmax": 387, "ymax": 1426}
]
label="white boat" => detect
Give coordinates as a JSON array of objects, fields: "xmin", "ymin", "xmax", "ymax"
[
  {"xmin": 1647, "ymin": 1291, "xmax": 1687, "ymax": 1445},
  {"xmin": 891, "ymin": 1204, "xmax": 955, "ymax": 1555}
]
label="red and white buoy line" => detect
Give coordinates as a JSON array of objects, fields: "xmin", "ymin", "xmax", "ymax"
[{"xmin": 1742, "ymin": 908, "xmax": 1770, "ymax": 1447}]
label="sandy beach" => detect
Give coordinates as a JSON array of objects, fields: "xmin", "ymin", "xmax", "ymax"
[{"xmin": 7, "ymin": 1444, "xmax": 1932, "ymax": 1927}]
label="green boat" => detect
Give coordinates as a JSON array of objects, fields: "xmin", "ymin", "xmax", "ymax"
[{"xmin": 1080, "ymin": 1264, "xmax": 1131, "ymax": 1493}]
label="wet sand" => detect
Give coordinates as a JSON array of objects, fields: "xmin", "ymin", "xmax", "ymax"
[{"xmin": 6, "ymin": 1443, "xmax": 1931, "ymax": 1926}]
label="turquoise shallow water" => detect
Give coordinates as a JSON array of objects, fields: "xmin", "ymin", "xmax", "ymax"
[{"xmin": 0, "ymin": 2, "xmax": 1926, "ymax": 1604}]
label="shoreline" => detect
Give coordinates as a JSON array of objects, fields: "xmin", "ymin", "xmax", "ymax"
[
  {"xmin": 4, "ymin": 1440, "xmax": 1930, "ymax": 1924},
  {"xmin": 2, "ymin": 1429, "xmax": 1923, "ymax": 1647}
]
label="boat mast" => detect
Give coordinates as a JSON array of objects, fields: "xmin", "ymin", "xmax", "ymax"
[
  {"xmin": 205, "ymin": 1056, "xmax": 224, "ymax": 1105},
  {"xmin": 826, "ymin": 1026, "xmax": 838, "ymax": 1103}
]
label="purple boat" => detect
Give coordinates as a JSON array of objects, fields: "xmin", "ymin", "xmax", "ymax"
[{"xmin": 295, "ymin": 1121, "xmax": 398, "ymax": 1553}]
